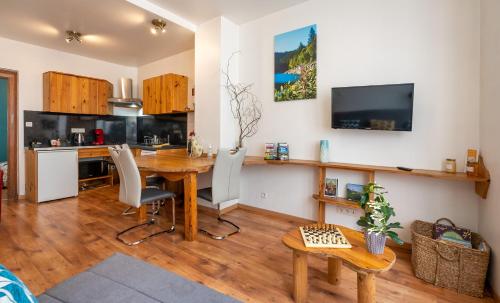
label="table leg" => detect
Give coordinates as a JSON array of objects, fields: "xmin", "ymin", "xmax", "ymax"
[
  {"xmin": 139, "ymin": 171, "xmax": 147, "ymax": 189},
  {"xmin": 328, "ymin": 257, "xmax": 342, "ymax": 285},
  {"xmin": 183, "ymin": 172, "xmax": 198, "ymax": 241},
  {"xmin": 137, "ymin": 205, "xmax": 147, "ymax": 222},
  {"xmin": 357, "ymin": 272, "xmax": 376, "ymax": 303},
  {"xmin": 293, "ymin": 250, "xmax": 308, "ymax": 303}
]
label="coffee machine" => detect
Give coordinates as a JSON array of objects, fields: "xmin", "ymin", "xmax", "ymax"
[{"xmin": 93, "ymin": 129, "xmax": 104, "ymax": 145}]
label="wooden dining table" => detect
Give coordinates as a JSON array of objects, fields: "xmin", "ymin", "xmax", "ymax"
[{"xmin": 135, "ymin": 149, "xmax": 216, "ymax": 241}]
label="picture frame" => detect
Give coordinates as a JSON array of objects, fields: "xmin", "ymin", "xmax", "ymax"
[
  {"xmin": 325, "ymin": 178, "xmax": 338, "ymax": 197},
  {"xmin": 274, "ymin": 24, "xmax": 317, "ymax": 102},
  {"xmin": 346, "ymin": 183, "xmax": 364, "ymax": 202}
]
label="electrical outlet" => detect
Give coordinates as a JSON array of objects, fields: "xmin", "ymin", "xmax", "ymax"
[
  {"xmin": 260, "ymin": 192, "xmax": 268, "ymax": 199},
  {"xmin": 25, "ymin": 121, "xmax": 33, "ymax": 127},
  {"xmin": 337, "ymin": 207, "xmax": 358, "ymax": 216}
]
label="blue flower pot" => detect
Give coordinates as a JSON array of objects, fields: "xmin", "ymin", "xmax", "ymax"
[{"xmin": 364, "ymin": 231, "xmax": 387, "ymax": 255}]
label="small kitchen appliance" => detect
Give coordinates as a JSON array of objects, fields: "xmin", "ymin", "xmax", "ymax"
[
  {"xmin": 93, "ymin": 129, "xmax": 105, "ymax": 145},
  {"xmin": 72, "ymin": 133, "xmax": 85, "ymax": 146}
]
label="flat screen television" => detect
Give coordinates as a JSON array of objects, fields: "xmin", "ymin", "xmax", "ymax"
[{"xmin": 331, "ymin": 83, "xmax": 414, "ymax": 131}]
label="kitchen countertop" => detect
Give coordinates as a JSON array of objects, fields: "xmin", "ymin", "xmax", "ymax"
[{"xmin": 28, "ymin": 144, "xmax": 186, "ymax": 152}]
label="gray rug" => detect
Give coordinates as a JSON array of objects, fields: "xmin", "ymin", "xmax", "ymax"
[{"xmin": 38, "ymin": 253, "xmax": 241, "ymax": 303}]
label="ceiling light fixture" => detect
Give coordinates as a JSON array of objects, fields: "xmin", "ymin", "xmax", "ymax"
[
  {"xmin": 150, "ymin": 19, "xmax": 167, "ymax": 35},
  {"xmin": 65, "ymin": 30, "xmax": 82, "ymax": 44}
]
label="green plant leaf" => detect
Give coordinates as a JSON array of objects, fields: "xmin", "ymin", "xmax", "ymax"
[
  {"xmin": 387, "ymin": 222, "xmax": 402, "ymax": 229},
  {"xmin": 386, "ymin": 231, "xmax": 404, "ymax": 245}
]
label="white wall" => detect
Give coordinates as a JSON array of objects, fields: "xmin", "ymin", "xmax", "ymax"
[
  {"xmin": 194, "ymin": 17, "xmax": 238, "ymax": 150},
  {"xmin": 137, "ymin": 49, "xmax": 195, "ymax": 134},
  {"xmin": 195, "ymin": 17, "xmax": 222, "ymax": 149},
  {"xmin": 479, "ymin": 0, "xmax": 500, "ymax": 294},
  {"xmin": 238, "ymin": 0, "xmax": 481, "ymax": 241},
  {"xmin": 219, "ymin": 17, "xmax": 239, "ymax": 149},
  {"xmin": 0, "ymin": 37, "xmax": 137, "ymax": 196}
]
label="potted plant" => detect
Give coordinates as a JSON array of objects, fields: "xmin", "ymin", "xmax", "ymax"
[{"xmin": 357, "ymin": 183, "xmax": 403, "ymax": 254}]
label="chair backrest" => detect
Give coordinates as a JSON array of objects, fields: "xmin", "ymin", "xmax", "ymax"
[
  {"xmin": 211, "ymin": 148, "xmax": 247, "ymax": 204},
  {"xmin": 108, "ymin": 144, "xmax": 142, "ymax": 208}
]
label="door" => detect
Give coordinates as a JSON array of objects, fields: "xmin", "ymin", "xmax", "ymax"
[
  {"xmin": 44, "ymin": 72, "xmax": 64, "ymax": 112},
  {"xmin": 143, "ymin": 78, "xmax": 154, "ymax": 115},
  {"xmin": 153, "ymin": 76, "xmax": 162, "ymax": 114},
  {"xmin": 88, "ymin": 79, "xmax": 99, "ymax": 114},
  {"xmin": 161, "ymin": 75, "xmax": 172, "ymax": 113},
  {"xmin": 79, "ymin": 77, "xmax": 91, "ymax": 114},
  {"xmin": 0, "ymin": 79, "xmax": 7, "ymax": 200},
  {"xmin": 60, "ymin": 75, "xmax": 80, "ymax": 113},
  {"xmin": 37, "ymin": 150, "xmax": 78, "ymax": 202},
  {"xmin": 97, "ymin": 80, "xmax": 111, "ymax": 115},
  {"xmin": 79, "ymin": 77, "xmax": 99, "ymax": 114},
  {"xmin": 172, "ymin": 74, "xmax": 188, "ymax": 112}
]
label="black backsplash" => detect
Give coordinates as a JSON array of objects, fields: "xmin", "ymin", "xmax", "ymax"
[
  {"xmin": 137, "ymin": 114, "xmax": 187, "ymax": 145},
  {"xmin": 24, "ymin": 111, "xmax": 187, "ymax": 147}
]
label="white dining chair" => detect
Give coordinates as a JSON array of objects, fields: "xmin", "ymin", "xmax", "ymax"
[
  {"xmin": 197, "ymin": 147, "xmax": 247, "ymax": 240},
  {"xmin": 108, "ymin": 144, "xmax": 176, "ymax": 246}
]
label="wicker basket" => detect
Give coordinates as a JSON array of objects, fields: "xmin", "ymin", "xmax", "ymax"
[{"xmin": 411, "ymin": 220, "xmax": 490, "ymax": 297}]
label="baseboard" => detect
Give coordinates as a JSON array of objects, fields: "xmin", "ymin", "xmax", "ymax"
[
  {"xmin": 237, "ymin": 204, "xmax": 314, "ymax": 224},
  {"xmin": 198, "ymin": 203, "xmax": 239, "ymax": 216},
  {"xmin": 386, "ymin": 238, "xmax": 412, "ymax": 253},
  {"xmin": 220, "ymin": 203, "xmax": 239, "ymax": 215},
  {"xmin": 2, "ymin": 194, "xmax": 24, "ymax": 201},
  {"xmin": 233, "ymin": 203, "xmax": 412, "ymax": 253},
  {"xmin": 490, "ymin": 285, "xmax": 500, "ymax": 302}
]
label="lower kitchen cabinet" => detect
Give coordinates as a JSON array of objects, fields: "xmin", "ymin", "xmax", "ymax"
[
  {"xmin": 25, "ymin": 149, "xmax": 79, "ymax": 203},
  {"xmin": 26, "ymin": 147, "xmax": 143, "ymax": 202}
]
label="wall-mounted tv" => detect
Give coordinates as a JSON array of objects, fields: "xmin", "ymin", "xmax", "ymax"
[{"xmin": 331, "ymin": 83, "xmax": 414, "ymax": 131}]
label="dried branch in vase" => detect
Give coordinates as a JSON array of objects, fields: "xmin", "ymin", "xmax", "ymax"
[{"xmin": 223, "ymin": 52, "xmax": 262, "ymax": 148}]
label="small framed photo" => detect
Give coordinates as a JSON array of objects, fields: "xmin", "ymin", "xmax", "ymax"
[
  {"xmin": 346, "ymin": 183, "xmax": 364, "ymax": 202},
  {"xmin": 325, "ymin": 178, "xmax": 338, "ymax": 197}
]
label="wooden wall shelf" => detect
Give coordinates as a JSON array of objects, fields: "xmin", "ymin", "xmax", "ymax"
[
  {"xmin": 312, "ymin": 194, "xmax": 361, "ymax": 209},
  {"xmin": 244, "ymin": 155, "xmax": 491, "ymax": 223},
  {"xmin": 244, "ymin": 156, "xmax": 490, "ymax": 198}
]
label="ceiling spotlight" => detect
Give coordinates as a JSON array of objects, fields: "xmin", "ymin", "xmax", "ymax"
[
  {"xmin": 151, "ymin": 19, "xmax": 167, "ymax": 35},
  {"xmin": 65, "ymin": 30, "xmax": 82, "ymax": 44}
]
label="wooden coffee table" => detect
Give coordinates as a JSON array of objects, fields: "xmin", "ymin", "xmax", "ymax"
[{"xmin": 282, "ymin": 224, "xmax": 396, "ymax": 303}]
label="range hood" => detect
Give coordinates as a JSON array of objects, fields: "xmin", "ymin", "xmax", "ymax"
[{"xmin": 108, "ymin": 78, "xmax": 143, "ymax": 108}]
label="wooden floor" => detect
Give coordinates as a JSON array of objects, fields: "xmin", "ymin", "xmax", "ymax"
[{"xmin": 0, "ymin": 186, "xmax": 496, "ymax": 303}]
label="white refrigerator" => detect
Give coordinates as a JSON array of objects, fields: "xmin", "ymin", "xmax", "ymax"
[{"xmin": 37, "ymin": 149, "xmax": 79, "ymax": 202}]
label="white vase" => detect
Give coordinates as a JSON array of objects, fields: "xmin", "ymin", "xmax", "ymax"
[{"xmin": 320, "ymin": 140, "xmax": 329, "ymax": 163}]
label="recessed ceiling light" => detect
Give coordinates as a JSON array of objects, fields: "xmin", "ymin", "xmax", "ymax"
[
  {"xmin": 65, "ymin": 30, "xmax": 82, "ymax": 44},
  {"xmin": 151, "ymin": 19, "xmax": 167, "ymax": 35}
]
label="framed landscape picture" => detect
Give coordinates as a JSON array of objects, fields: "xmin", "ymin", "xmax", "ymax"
[
  {"xmin": 274, "ymin": 24, "xmax": 317, "ymax": 102},
  {"xmin": 325, "ymin": 178, "xmax": 338, "ymax": 197},
  {"xmin": 346, "ymin": 183, "xmax": 364, "ymax": 202}
]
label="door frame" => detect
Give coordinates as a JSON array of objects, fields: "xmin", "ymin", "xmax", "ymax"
[{"xmin": 0, "ymin": 68, "xmax": 18, "ymax": 200}]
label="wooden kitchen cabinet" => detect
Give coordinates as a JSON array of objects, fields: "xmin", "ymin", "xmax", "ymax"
[
  {"xmin": 98, "ymin": 79, "xmax": 112, "ymax": 115},
  {"xmin": 43, "ymin": 71, "xmax": 112, "ymax": 115},
  {"xmin": 142, "ymin": 73, "xmax": 189, "ymax": 115}
]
